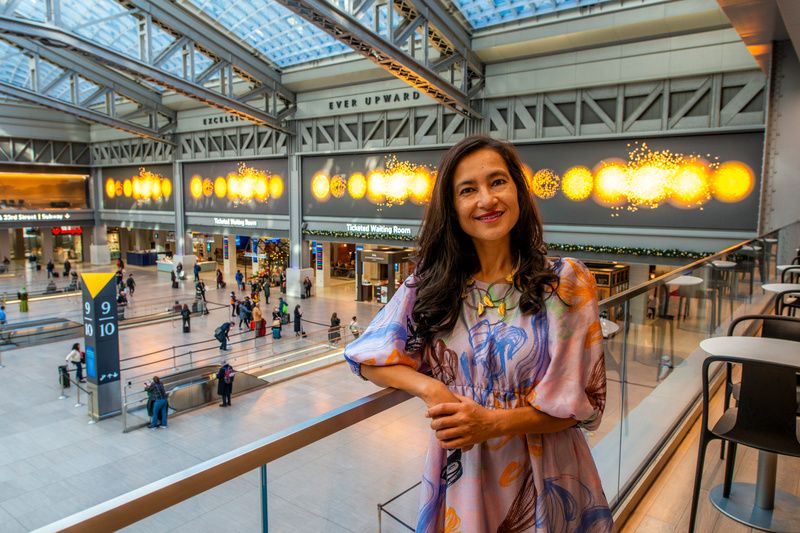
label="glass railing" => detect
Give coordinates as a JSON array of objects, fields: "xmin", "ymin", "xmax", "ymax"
[{"xmin": 33, "ymin": 221, "xmax": 800, "ymax": 532}]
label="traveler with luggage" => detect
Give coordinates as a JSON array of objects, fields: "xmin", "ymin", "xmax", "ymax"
[
  {"xmin": 294, "ymin": 305, "xmax": 305, "ymax": 337},
  {"xmin": 271, "ymin": 306, "xmax": 282, "ymax": 339},
  {"xmin": 216, "ymin": 268, "xmax": 225, "ymax": 289},
  {"xmin": 145, "ymin": 376, "xmax": 168, "ymax": 428},
  {"xmin": 63, "ymin": 259, "xmax": 71, "ymax": 278},
  {"xmin": 217, "ymin": 362, "xmax": 235, "ymax": 407},
  {"xmin": 46, "ymin": 260, "xmax": 54, "ymax": 279},
  {"xmin": 235, "ymin": 270, "xmax": 244, "ymax": 291},
  {"xmin": 181, "ymin": 304, "xmax": 191, "ymax": 333},
  {"xmin": 65, "ymin": 342, "xmax": 85, "ymax": 383},
  {"xmin": 303, "ymin": 276, "xmax": 312, "ymax": 298},
  {"xmin": 215, "ymin": 322, "xmax": 232, "ymax": 351},
  {"xmin": 252, "ymin": 304, "xmax": 264, "ymax": 337},
  {"xmin": 278, "ymin": 297, "xmax": 289, "ymax": 324},
  {"xmin": 193, "ymin": 262, "xmax": 201, "ymax": 282}
]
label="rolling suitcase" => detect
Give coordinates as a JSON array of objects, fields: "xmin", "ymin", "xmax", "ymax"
[{"xmin": 172, "ymin": 281, "xmax": 179, "ymax": 289}]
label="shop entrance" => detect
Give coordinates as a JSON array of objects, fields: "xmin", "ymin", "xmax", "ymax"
[{"xmin": 355, "ymin": 247, "xmax": 414, "ymax": 303}]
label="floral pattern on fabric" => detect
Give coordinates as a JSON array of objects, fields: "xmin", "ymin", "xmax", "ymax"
[{"xmin": 344, "ymin": 258, "xmax": 611, "ymax": 532}]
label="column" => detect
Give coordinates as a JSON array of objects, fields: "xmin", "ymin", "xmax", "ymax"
[
  {"xmin": 89, "ymin": 223, "xmax": 110, "ymax": 265},
  {"xmin": 172, "ymin": 159, "xmax": 195, "ymax": 268},
  {"xmin": 119, "ymin": 229, "xmax": 130, "ymax": 255},
  {"xmin": 314, "ymin": 241, "xmax": 332, "ymax": 289},
  {"xmin": 80, "ymin": 227, "xmax": 91, "ymax": 263},
  {"xmin": 41, "ymin": 230, "xmax": 54, "ymax": 265},
  {"xmin": 285, "ymin": 135, "xmax": 313, "ymax": 298},
  {"xmin": 13, "ymin": 228, "xmax": 25, "ymax": 259},
  {"xmin": 0, "ymin": 229, "xmax": 10, "ymax": 262},
  {"xmin": 222, "ymin": 234, "xmax": 237, "ymax": 281}
]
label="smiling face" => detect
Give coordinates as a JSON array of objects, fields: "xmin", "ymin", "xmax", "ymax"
[{"xmin": 452, "ymin": 148, "xmax": 520, "ymax": 247}]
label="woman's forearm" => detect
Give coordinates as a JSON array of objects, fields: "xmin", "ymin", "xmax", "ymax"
[
  {"xmin": 360, "ymin": 364, "xmax": 456, "ymax": 406},
  {"xmin": 492, "ymin": 406, "xmax": 577, "ymax": 436}
]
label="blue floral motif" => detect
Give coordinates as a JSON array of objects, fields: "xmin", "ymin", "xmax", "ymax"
[
  {"xmin": 535, "ymin": 476, "xmax": 613, "ymax": 533},
  {"xmin": 467, "ymin": 319, "xmax": 527, "ymax": 404}
]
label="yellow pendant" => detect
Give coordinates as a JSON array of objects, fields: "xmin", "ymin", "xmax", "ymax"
[
  {"xmin": 505, "ymin": 273, "xmax": 514, "ymax": 283},
  {"xmin": 477, "ymin": 302, "xmax": 485, "ymax": 316},
  {"xmin": 467, "ymin": 279, "xmax": 475, "ymax": 286},
  {"xmin": 483, "ymin": 295, "xmax": 494, "ymax": 308},
  {"xmin": 498, "ymin": 302, "xmax": 506, "ymax": 317}
]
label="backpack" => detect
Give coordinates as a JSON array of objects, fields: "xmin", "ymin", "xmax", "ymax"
[
  {"xmin": 214, "ymin": 326, "xmax": 223, "ymax": 338},
  {"xmin": 223, "ymin": 366, "xmax": 233, "ymax": 384}
]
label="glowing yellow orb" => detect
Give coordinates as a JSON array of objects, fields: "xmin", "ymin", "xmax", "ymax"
[
  {"xmin": 367, "ymin": 170, "xmax": 386, "ymax": 204},
  {"xmin": 712, "ymin": 161, "xmax": 754, "ymax": 203},
  {"xmin": 269, "ymin": 176, "xmax": 284, "ymax": 199},
  {"xmin": 114, "ymin": 180, "xmax": 123, "ymax": 197},
  {"xmin": 530, "ymin": 169, "xmax": 560, "ymax": 200},
  {"xmin": 409, "ymin": 169, "xmax": 434, "ymax": 204},
  {"xmin": 669, "ymin": 160, "xmax": 710, "ymax": 208},
  {"xmin": 347, "ymin": 172, "xmax": 367, "ymax": 199},
  {"xmin": 227, "ymin": 173, "xmax": 241, "ymax": 201},
  {"xmin": 151, "ymin": 177, "xmax": 162, "ymax": 199},
  {"xmin": 201, "ymin": 178, "xmax": 213, "ymax": 197},
  {"xmin": 105, "ymin": 178, "xmax": 116, "ymax": 198},
  {"xmin": 132, "ymin": 177, "xmax": 142, "ymax": 200},
  {"xmin": 255, "ymin": 176, "xmax": 269, "ymax": 201},
  {"xmin": 311, "ymin": 173, "xmax": 330, "ymax": 202},
  {"xmin": 214, "ymin": 176, "xmax": 227, "ymax": 198},
  {"xmin": 561, "ymin": 166, "xmax": 594, "ymax": 201},
  {"xmin": 240, "ymin": 175, "xmax": 256, "ymax": 200},
  {"xmin": 330, "ymin": 175, "xmax": 347, "ymax": 199},
  {"xmin": 140, "ymin": 176, "xmax": 152, "ymax": 199},
  {"xmin": 123, "ymin": 179, "xmax": 132, "ymax": 198},
  {"xmin": 593, "ymin": 161, "xmax": 627, "ymax": 206},
  {"xmin": 160, "ymin": 178, "xmax": 172, "ymax": 198},
  {"xmin": 385, "ymin": 171, "xmax": 410, "ymax": 205},
  {"xmin": 189, "ymin": 175, "xmax": 203, "ymax": 199},
  {"xmin": 627, "ymin": 164, "xmax": 672, "ymax": 208}
]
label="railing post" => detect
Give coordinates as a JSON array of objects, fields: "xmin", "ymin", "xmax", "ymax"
[
  {"xmin": 74, "ymin": 382, "xmax": 82, "ymax": 408},
  {"xmin": 59, "ymin": 367, "xmax": 68, "ymax": 400},
  {"xmin": 260, "ymin": 464, "xmax": 269, "ymax": 533},
  {"xmin": 172, "ymin": 346, "xmax": 177, "ymax": 370},
  {"xmin": 122, "ymin": 386, "xmax": 128, "ymax": 432}
]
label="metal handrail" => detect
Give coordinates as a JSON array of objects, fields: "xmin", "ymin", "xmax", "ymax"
[
  {"xmin": 37, "ymin": 388, "xmax": 410, "ymax": 533},
  {"xmin": 34, "ymin": 221, "xmax": 798, "ymax": 532}
]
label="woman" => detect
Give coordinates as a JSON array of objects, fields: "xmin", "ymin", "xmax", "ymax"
[
  {"xmin": 145, "ymin": 376, "xmax": 168, "ymax": 429},
  {"xmin": 271, "ymin": 305, "xmax": 282, "ymax": 339},
  {"xmin": 293, "ymin": 305, "xmax": 304, "ymax": 337},
  {"xmin": 344, "ymin": 136, "xmax": 610, "ymax": 532},
  {"xmin": 17, "ymin": 287, "xmax": 28, "ymax": 313},
  {"xmin": 252, "ymin": 304, "xmax": 264, "ymax": 336},
  {"xmin": 328, "ymin": 312, "xmax": 341, "ymax": 344},
  {"xmin": 216, "ymin": 268, "xmax": 224, "ymax": 289},
  {"xmin": 65, "ymin": 342, "xmax": 84, "ymax": 382}
]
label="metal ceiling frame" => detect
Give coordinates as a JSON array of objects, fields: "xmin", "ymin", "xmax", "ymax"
[
  {"xmin": 0, "ymin": 10, "xmax": 294, "ymax": 134},
  {"xmin": 273, "ymin": 0, "xmax": 484, "ymax": 118}
]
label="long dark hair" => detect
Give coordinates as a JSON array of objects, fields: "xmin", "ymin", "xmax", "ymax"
[{"xmin": 410, "ymin": 135, "xmax": 558, "ymax": 342}]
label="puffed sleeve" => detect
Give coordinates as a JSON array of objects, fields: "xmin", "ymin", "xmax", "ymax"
[
  {"xmin": 344, "ymin": 275, "xmax": 427, "ymax": 379},
  {"xmin": 529, "ymin": 258, "xmax": 606, "ymax": 431}
]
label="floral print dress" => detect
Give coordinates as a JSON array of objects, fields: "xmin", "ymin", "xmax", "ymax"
[{"xmin": 344, "ymin": 258, "xmax": 612, "ymax": 532}]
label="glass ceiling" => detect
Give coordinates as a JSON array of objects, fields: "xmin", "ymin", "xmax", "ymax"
[{"xmin": 0, "ymin": 0, "xmax": 615, "ymax": 94}]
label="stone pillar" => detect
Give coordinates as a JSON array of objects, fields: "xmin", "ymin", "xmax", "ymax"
[
  {"xmin": 172, "ymin": 159, "xmax": 195, "ymax": 268},
  {"xmin": 81, "ymin": 227, "xmax": 92, "ymax": 263},
  {"xmin": 222, "ymin": 234, "xmax": 236, "ymax": 280},
  {"xmin": 0, "ymin": 229, "xmax": 10, "ymax": 262},
  {"xmin": 89, "ymin": 224, "xmax": 110, "ymax": 265},
  {"xmin": 41, "ymin": 230, "xmax": 54, "ymax": 265},
  {"xmin": 315, "ymin": 241, "xmax": 332, "ymax": 288},
  {"xmin": 119, "ymin": 229, "xmax": 129, "ymax": 254}
]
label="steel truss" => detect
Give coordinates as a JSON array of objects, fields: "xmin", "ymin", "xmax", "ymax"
[
  {"xmin": 177, "ymin": 125, "xmax": 288, "ymax": 161},
  {"xmin": 273, "ymin": 0, "xmax": 483, "ymax": 118},
  {"xmin": 0, "ymin": 35, "xmax": 176, "ymax": 143},
  {"xmin": 0, "ymin": 0, "xmax": 294, "ymax": 136},
  {"xmin": 90, "ymin": 138, "xmax": 174, "ymax": 166},
  {"xmin": 485, "ymin": 71, "xmax": 766, "ymax": 141},
  {"xmin": 0, "ymin": 136, "xmax": 90, "ymax": 166}
]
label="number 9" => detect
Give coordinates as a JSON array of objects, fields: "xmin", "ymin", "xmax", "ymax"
[
  {"xmin": 84, "ymin": 302, "xmax": 90, "ymax": 315},
  {"xmin": 101, "ymin": 301, "xmax": 111, "ymax": 314}
]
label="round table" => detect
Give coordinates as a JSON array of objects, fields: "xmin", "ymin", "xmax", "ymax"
[
  {"xmin": 712, "ymin": 260, "xmax": 736, "ymax": 268},
  {"xmin": 741, "ymin": 245, "xmax": 762, "ymax": 252},
  {"xmin": 776, "ymin": 264, "xmax": 800, "ymax": 272},
  {"xmin": 700, "ymin": 336, "xmax": 800, "ymax": 532},
  {"xmin": 763, "ymin": 283, "xmax": 800, "ymax": 314}
]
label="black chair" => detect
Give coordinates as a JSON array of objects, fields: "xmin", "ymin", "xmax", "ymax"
[
  {"xmin": 689, "ymin": 353, "xmax": 800, "ymax": 532},
  {"xmin": 774, "ymin": 287, "xmax": 800, "ymax": 317}
]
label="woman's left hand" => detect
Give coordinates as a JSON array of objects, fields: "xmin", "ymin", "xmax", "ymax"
[{"xmin": 426, "ymin": 394, "xmax": 499, "ymax": 449}]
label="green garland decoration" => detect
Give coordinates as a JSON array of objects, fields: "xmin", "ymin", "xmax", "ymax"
[{"xmin": 303, "ymin": 230, "xmax": 710, "ymax": 260}]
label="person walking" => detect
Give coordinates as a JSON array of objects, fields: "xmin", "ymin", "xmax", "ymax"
[
  {"xmin": 217, "ymin": 362, "xmax": 235, "ymax": 407},
  {"xmin": 235, "ymin": 270, "xmax": 244, "ymax": 291},
  {"xmin": 171, "ymin": 268, "xmax": 178, "ymax": 289},
  {"xmin": 145, "ymin": 376, "xmax": 168, "ymax": 428},
  {"xmin": 230, "ymin": 291, "xmax": 237, "ymax": 317},
  {"xmin": 303, "ymin": 276, "xmax": 312, "ymax": 298},
  {"xmin": 181, "ymin": 304, "xmax": 191, "ymax": 333},
  {"xmin": 0, "ymin": 304, "xmax": 6, "ymax": 325},
  {"xmin": 126, "ymin": 273, "xmax": 136, "ymax": 295},
  {"xmin": 348, "ymin": 316, "xmax": 361, "ymax": 339},
  {"xmin": 46, "ymin": 259, "xmax": 54, "ymax": 279},
  {"xmin": 216, "ymin": 268, "xmax": 224, "ymax": 289},
  {"xmin": 193, "ymin": 262, "xmax": 201, "ymax": 282},
  {"xmin": 63, "ymin": 259, "xmax": 71, "ymax": 278},
  {"xmin": 293, "ymin": 305, "xmax": 304, "ymax": 337},
  {"xmin": 329, "ymin": 312, "xmax": 341, "ymax": 344},
  {"xmin": 195, "ymin": 280, "xmax": 208, "ymax": 314},
  {"xmin": 238, "ymin": 298, "xmax": 250, "ymax": 330},
  {"xmin": 252, "ymin": 304, "xmax": 264, "ymax": 336},
  {"xmin": 115, "ymin": 269, "xmax": 124, "ymax": 288},
  {"xmin": 263, "ymin": 279, "xmax": 270, "ymax": 304},
  {"xmin": 214, "ymin": 321, "xmax": 232, "ymax": 351},
  {"xmin": 17, "ymin": 287, "xmax": 28, "ymax": 313},
  {"xmin": 65, "ymin": 342, "xmax": 84, "ymax": 382}
]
